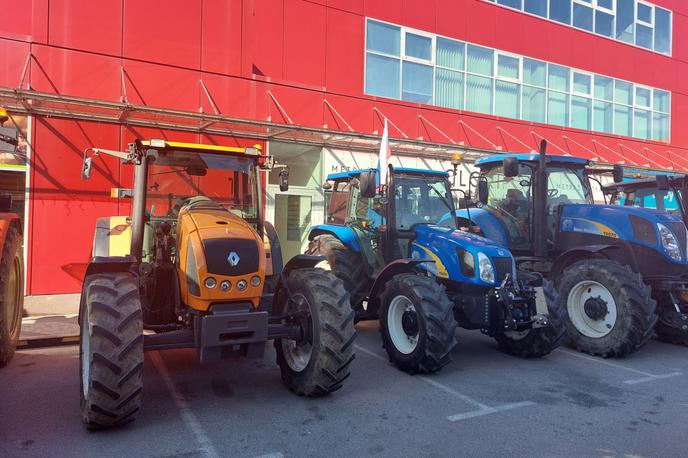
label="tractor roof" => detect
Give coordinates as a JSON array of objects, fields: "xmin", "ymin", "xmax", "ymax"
[
  {"xmin": 602, "ymin": 175, "xmax": 688, "ymax": 193},
  {"xmin": 326, "ymin": 168, "xmax": 448, "ymax": 181},
  {"xmin": 140, "ymin": 140, "xmax": 262, "ymax": 156},
  {"xmin": 474, "ymin": 153, "xmax": 590, "ymax": 167}
]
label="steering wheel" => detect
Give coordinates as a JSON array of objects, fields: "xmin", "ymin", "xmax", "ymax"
[{"xmin": 547, "ymin": 189, "xmax": 559, "ymax": 198}]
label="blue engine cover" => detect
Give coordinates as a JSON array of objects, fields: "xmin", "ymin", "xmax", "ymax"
[
  {"xmin": 455, "ymin": 208, "xmax": 509, "ymax": 248},
  {"xmin": 558, "ymin": 204, "xmax": 688, "ymax": 264},
  {"xmin": 308, "ymin": 224, "xmax": 361, "ymax": 252},
  {"xmin": 409, "ymin": 224, "xmax": 515, "ymax": 287}
]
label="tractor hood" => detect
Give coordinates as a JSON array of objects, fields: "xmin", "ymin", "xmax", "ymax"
[
  {"xmin": 559, "ymin": 203, "xmax": 688, "ymax": 264},
  {"xmin": 409, "ymin": 224, "xmax": 515, "ymax": 286}
]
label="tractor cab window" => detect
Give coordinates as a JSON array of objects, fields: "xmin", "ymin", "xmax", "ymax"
[
  {"xmin": 630, "ymin": 188, "xmax": 680, "ymax": 214},
  {"xmin": 327, "ymin": 178, "xmax": 384, "ymax": 227},
  {"xmin": 393, "ymin": 174, "xmax": 456, "ymax": 231},
  {"xmin": 145, "ymin": 151, "xmax": 259, "ymax": 221},
  {"xmin": 327, "ymin": 181, "xmax": 352, "ymax": 225},
  {"xmin": 546, "ymin": 168, "xmax": 591, "ymax": 206},
  {"xmin": 483, "ymin": 164, "xmax": 533, "ymax": 250}
]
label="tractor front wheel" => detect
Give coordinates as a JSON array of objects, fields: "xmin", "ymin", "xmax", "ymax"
[
  {"xmin": 275, "ymin": 268, "xmax": 356, "ymax": 396},
  {"xmin": 0, "ymin": 226, "xmax": 23, "ymax": 367},
  {"xmin": 379, "ymin": 273, "xmax": 457, "ymax": 374},
  {"xmin": 80, "ymin": 272, "xmax": 144, "ymax": 429},
  {"xmin": 557, "ymin": 259, "xmax": 657, "ymax": 358},
  {"xmin": 495, "ymin": 279, "xmax": 566, "ymax": 357}
]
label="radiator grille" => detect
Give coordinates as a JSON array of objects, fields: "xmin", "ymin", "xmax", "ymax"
[{"xmin": 492, "ymin": 257, "xmax": 514, "ymax": 283}]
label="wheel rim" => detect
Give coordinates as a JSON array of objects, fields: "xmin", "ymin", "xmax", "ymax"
[
  {"xmin": 81, "ymin": 316, "xmax": 90, "ymax": 398},
  {"xmin": 280, "ymin": 293, "xmax": 313, "ymax": 372},
  {"xmin": 387, "ymin": 295, "xmax": 419, "ymax": 354},
  {"xmin": 567, "ymin": 280, "xmax": 617, "ymax": 338},
  {"xmin": 6, "ymin": 255, "xmax": 21, "ymax": 335}
]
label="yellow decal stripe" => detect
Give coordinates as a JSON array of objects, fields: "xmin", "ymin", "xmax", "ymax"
[{"xmin": 412, "ymin": 243, "xmax": 449, "ymax": 278}]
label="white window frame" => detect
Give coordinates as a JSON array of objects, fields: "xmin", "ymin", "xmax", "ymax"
[
  {"xmin": 495, "ymin": 52, "xmax": 522, "ymax": 83},
  {"xmin": 634, "ymin": 84, "xmax": 653, "ymax": 110},
  {"xmin": 594, "ymin": 0, "xmax": 616, "ymax": 15},
  {"xmin": 571, "ymin": 70, "xmax": 594, "ymax": 97},
  {"xmin": 402, "ymin": 29, "xmax": 436, "ymax": 65},
  {"xmin": 635, "ymin": 0, "xmax": 654, "ymax": 27}
]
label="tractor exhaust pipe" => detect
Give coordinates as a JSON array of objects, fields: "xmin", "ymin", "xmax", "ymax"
[
  {"xmin": 130, "ymin": 150, "xmax": 149, "ymax": 261},
  {"xmin": 533, "ymin": 140, "xmax": 548, "ymax": 258}
]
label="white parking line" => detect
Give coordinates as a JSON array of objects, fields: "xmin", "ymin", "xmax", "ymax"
[
  {"xmin": 556, "ymin": 349, "xmax": 683, "ymax": 384},
  {"xmin": 149, "ymin": 352, "xmax": 220, "ymax": 458},
  {"xmin": 355, "ymin": 345, "xmax": 535, "ymax": 422}
]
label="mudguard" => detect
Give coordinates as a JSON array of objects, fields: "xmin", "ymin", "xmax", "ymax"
[
  {"xmin": 455, "ymin": 208, "xmax": 509, "ymax": 247},
  {"xmin": 366, "ymin": 259, "xmax": 432, "ymax": 315},
  {"xmin": 271, "ymin": 254, "xmax": 327, "ymax": 316},
  {"xmin": 549, "ymin": 245, "xmax": 619, "ymax": 279},
  {"xmin": 92, "ymin": 216, "xmax": 132, "ymax": 257},
  {"xmin": 308, "ymin": 224, "xmax": 362, "ymax": 252}
]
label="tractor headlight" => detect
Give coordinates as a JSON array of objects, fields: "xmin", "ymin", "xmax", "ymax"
[
  {"xmin": 220, "ymin": 280, "xmax": 231, "ymax": 292},
  {"xmin": 237, "ymin": 279, "xmax": 248, "ymax": 291},
  {"xmin": 204, "ymin": 277, "xmax": 217, "ymax": 289},
  {"xmin": 250, "ymin": 275, "xmax": 261, "ymax": 287},
  {"xmin": 657, "ymin": 223, "xmax": 682, "ymax": 261},
  {"xmin": 477, "ymin": 252, "xmax": 495, "ymax": 284}
]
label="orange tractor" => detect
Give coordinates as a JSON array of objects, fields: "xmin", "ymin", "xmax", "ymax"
[
  {"xmin": 79, "ymin": 139, "xmax": 355, "ymax": 428},
  {"xmin": 0, "ymin": 107, "xmax": 23, "ymax": 367}
]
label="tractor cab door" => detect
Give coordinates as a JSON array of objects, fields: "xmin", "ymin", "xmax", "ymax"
[{"xmin": 482, "ymin": 164, "xmax": 534, "ymax": 252}]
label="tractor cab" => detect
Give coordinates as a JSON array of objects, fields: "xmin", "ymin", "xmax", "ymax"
[
  {"xmin": 471, "ymin": 153, "xmax": 593, "ymax": 255},
  {"xmin": 603, "ymin": 174, "xmax": 688, "ymax": 227},
  {"xmin": 464, "ymin": 142, "xmax": 688, "ymax": 357}
]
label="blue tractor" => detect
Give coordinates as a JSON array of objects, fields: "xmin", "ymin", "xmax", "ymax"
[
  {"xmin": 306, "ymin": 166, "xmax": 564, "ymax": 374},
  {"xmin": 459, "ymin": 142, "xmax": 688, "ymax": 357}
]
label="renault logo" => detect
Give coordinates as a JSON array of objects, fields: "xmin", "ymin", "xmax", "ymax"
[{"xmin": 228, "ymin": 251, "xmax": 240, "ymax": 266}]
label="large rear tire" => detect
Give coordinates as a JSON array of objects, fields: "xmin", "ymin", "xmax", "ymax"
[
  {"xmin": 306, "ymin": 234, "xmax": 368, "ymax": 314},
  {"xmin": 275, "ymin": 268, "xmax": 356, "ymax": 396},
  {"xmin": 379, "ymin": 273, "xmax": 457, "ymax": 374},
  {"xmin": 80, "ymin": 273, "xmax": 144, "ymax": 429},
  {"xmin": 557, "ymin": 260, "xmax": 656, "ymax": 358},
  {"xmin": 0, "ymin": 226, "xmax": 23, "ymax": 367},
  {"xmin": 495, "ymin": 279, "xmax": 566, "ymax": 357}
]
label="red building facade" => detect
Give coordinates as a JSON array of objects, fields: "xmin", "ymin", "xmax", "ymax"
[{"xmin": 0, "ymin": 0, "xmax": 686, "ymax": 296}]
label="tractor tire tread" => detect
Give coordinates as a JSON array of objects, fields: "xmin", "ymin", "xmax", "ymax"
[
  {"xmin": 81, "ymin": 272, "xmax": 143, "ymax": 429},
  {"xmin": 0, "ymin": 226, "xmax": 23, "ymax": 367}
]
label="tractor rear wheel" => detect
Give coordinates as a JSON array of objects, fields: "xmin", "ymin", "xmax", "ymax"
[
  {"xmin": 275, "ymin": 268, "xmax": 356, "ymax": 396},
  {"xmin": 495, "ymin": 279, "xmax": 566, "ymax": 357},
  {"xmin": 80, "ymin": 272, "xmax": 144, "ymax": 429},
  {"xmin": 379, "ymin": 273, "xmax": 457, "ymax": 374},
  {"xmin": 0, "ymin": 226, "xmax": 23, "ymax": 367},
  {"xmin": 557, "ymin": 259, "xmax": 657, "ymax": 358},
  {"xmin": 306, "ymin": 234, "xmax": 368, "ymax": 315}
]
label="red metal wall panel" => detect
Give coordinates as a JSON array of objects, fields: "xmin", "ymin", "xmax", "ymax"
[
  {"xmin": 364, "ymin": 0, "xmax": 403, "ymax": 24},
  {"xmin": 401, "ymin": 0, "xmax": 436, "ymax": 32},
  {"xmin": 283, "ymin": 0, "xmax": 327, "ymax": 87},
  {"xmin": 0, "ymin": 0, "xmax": 33, "ymax": 41},
  {"xmin": 122, "ymin": 0, "xmax": 202, "ymax": 69},
  {"xmin": 199, "ymin": 73, "xmax": 268, "ymax": 121},
  {"xmin": 268, "ymin": 84, "xmax": 324, "ymax": 127},
  {"xmin": 49, "ymin": 0, "xmax": 123, "ymax": 55},
  {"xmin": 201, "ymin": 0, "xmax": 242, "ymax": 75},
  {"xmin": 241, "ymin": 0, "xmax": 284, "ymax": 79},
  {"xmin": 28, "ymin": 119, "xmax": 121, "ymax": 295},
  {"xmin": 121, "ymin": 59, "xmax": 200, "ymax": 111},
  {"xmin": 0, "ymin": 38, "xmax": 30, "ymax": 88},
  {"xmin": 30, "ymin": 45, "xmax": 121, "ymax": 101},
  {"xmin": 328, "ymin": 0, "xmax": 364, "ymax": 14},
  {"xmin": 325, "ymin": 8, "xmax": 364, "ymax": 96}
]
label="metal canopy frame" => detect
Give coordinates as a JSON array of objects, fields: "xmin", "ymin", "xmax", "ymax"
[{"xmin": 0, "ymin": 86, "xmax": 678, "ymax": 172}]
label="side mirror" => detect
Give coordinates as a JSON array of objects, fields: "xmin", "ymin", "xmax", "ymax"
[
  {"xmin": 613, "ymin": 164, "xmax": 624, "ymax": 183},
  {"xmin": 359, "ymin": 170, "xmax": 377, "ymax": 199},
  {"xmin": 0, "ymin": 194, "xmax": 12, "ymax": 212},
  {"xmin": 82, "ymin": 157, "xmax": 93, "ymax": 180},
  {"xmin": 503, "ymin": 157, "xmax": 519, "ymax": 178},
  {"xmin": 322, "ymin": 181, "xmax": 332, "ymax": 191},
  {"xmin": 279, "ymin": 168, "xmax": 289, "ymax": 192},
  {"xmin": 656, "ymin": 174, "xmax": 670, "ymax": 191},
  {"xmin": 477, "ymin": 180, "xmax": 489, "ymax": 205}
]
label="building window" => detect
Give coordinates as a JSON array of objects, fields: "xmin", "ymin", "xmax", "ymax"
[
  {"xmin": 363, "ymin": 18, "xmax": 672, "ymax": 142},
  {"xmin": 485, "ymin": 0, "xmax": 672, "ymax": 55}
]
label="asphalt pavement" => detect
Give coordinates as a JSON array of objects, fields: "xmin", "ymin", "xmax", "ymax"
[{"xmin": 1, "ymin": 320, "xmax": 687, "ymax": 458}]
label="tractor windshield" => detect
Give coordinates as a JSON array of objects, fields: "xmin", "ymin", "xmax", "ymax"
[
  {"xmin": 394, "ymin": 173, "xmax": 457, "ymax": 231},
  {"xmin": 612, "ymin": 186, "xmax": 682, "ymax": 215},
  {"xmin": 145, "ymin": 151, "xmax": 259, "ymax": 220}
]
